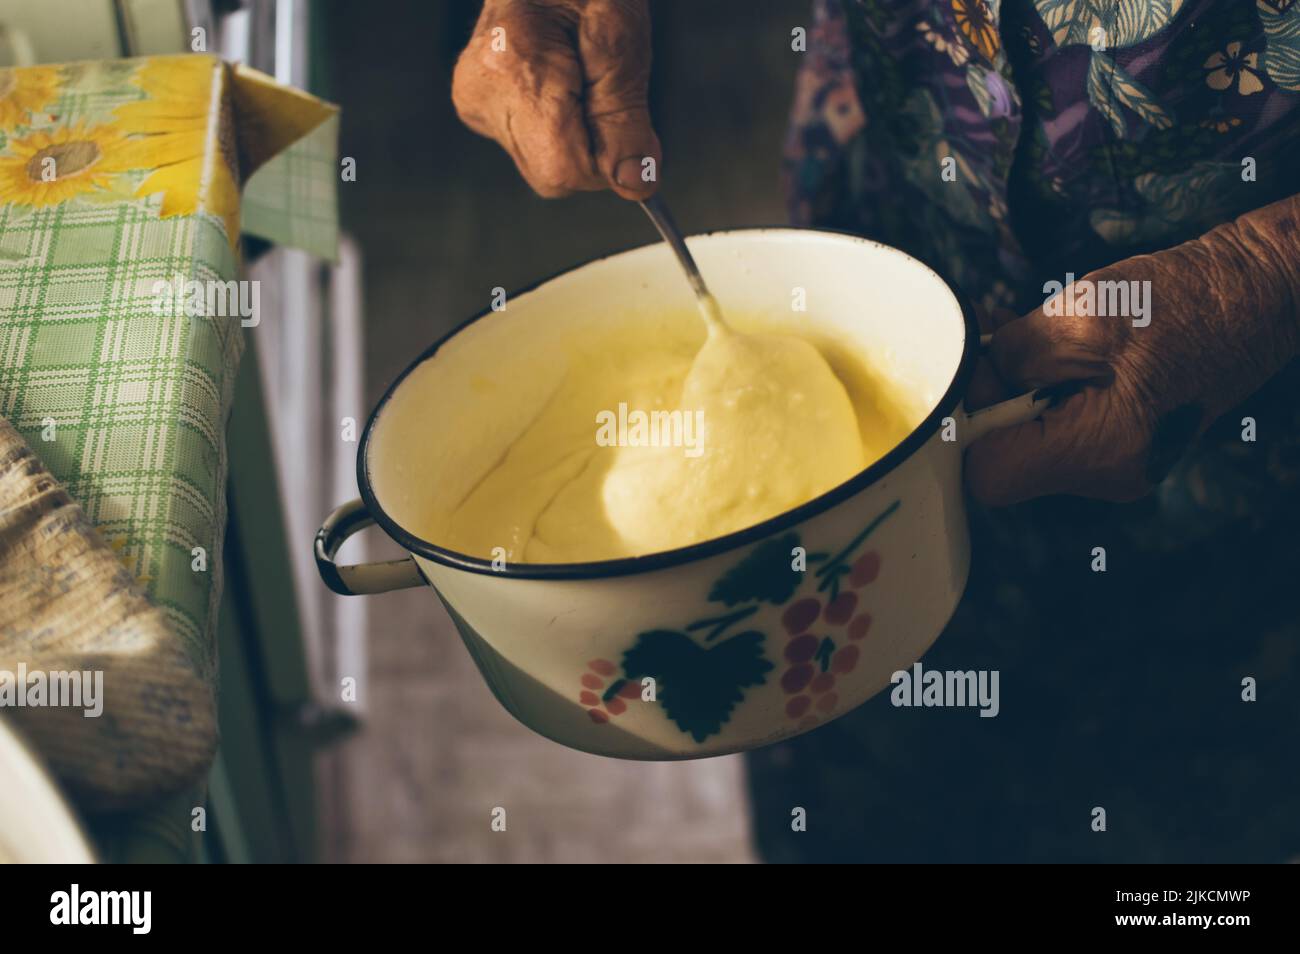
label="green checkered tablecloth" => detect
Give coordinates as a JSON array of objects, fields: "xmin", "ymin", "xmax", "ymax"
[
  {"xmin": 243, "ymin": 112, "xmax": 340, "ymax": 261},
  {"xmin": 0, "ymin": 199, "xmax": 240, "ymax": 671},
  {"xmin": 0, "ymin": 54, "xmax": 337, "ymax": 675}
]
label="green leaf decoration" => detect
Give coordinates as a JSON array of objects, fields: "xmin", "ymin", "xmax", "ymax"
[
  {"xmin": 966, "ymin": 64, "xmax": 998, "ymax": 118},
  {"xmin": 622, "ymin": 629, "xmax": 772, "ymax": 743},
  {"xmin": 1105, "ymin": 58, "xmax": 1172, "ymax": 128},
  {"xmin": 814, "ymin": 499, "xmax": 901, "ymax": 599},
  {"xmin": 1034, "ymin": 0, "xmax": 1185, "ymax": 49},
  {"xmin": 846, "ymin": 0, "xmax": 910, "ymax": 126},
  {"xmin": 686, "ymin": 606, "xmax": 758, "ymax": 642},
  {"xmin": 815, "ymin": 637, "xmax": 835, "ymax": 673},
  {"xmin": 1035, "ymin": 0, "xmax": 1112, "ymax": 47},
  {"xmin": 898, "ymin": 89, "xmax": 990, "ymax": 230},
  {"xmin": 1259, "ymin": 0, "xmax": 1300, "ymax": 91},
  {"xmin": 708, "ymin": 532, "xmax": 804, "ymax": 606},
  {"xmin": 1089, "ymin": 122, "xmax": 1222, "ymax": 179},
  {"xmin": 601, "ymin": 678, "xmax": 628, "ymax": 703},
  {"xmin": 1111, "ymin": 0, "xmax": 1186, "ymax": 47},
  {"xmin": 1087, "ymin": 208, "xmax": 1139, "ymax": 245},
  {"xmin": 1033, "ymin": 79, "xmax": 1055, "ymax": 115},
  {"xmin": 1087, "ymin": 54, "xmax": 1172, "ymax": 137},
  {"xmin": 1089, "ymin": 161, "xmax": 1245, "ymax": 245}
]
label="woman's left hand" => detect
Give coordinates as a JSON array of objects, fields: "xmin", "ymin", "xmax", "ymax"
[{"xmin": 965, "ymin": 196, "xmax": 1300, "ymax": 506}]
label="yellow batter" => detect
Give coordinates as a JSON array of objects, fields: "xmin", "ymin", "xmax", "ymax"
[
  {"xmin": 438, "ymin": 306, "xmax": 910, "ymax": 564},
  {"xmin": 600, "ymin": 313, "xmax": 863, "ymax": 556}
]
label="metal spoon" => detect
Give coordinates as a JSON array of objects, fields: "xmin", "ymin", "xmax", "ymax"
[{"xmin": 639, "ymin": 194, "xmax": 727, "ymax": 332}]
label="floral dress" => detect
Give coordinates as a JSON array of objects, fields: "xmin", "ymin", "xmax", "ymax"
[{"xmin": 750, "ymin": 0, "xmax": 1300, "ymax": 862}]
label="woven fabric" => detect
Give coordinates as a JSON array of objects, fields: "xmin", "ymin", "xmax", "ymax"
[
  {"xmin": 0, "ymin": 416, "xmax": 217, "ymax": 808},
  {"xmin": 243, "ymin": 111, "xmax": 340, "ymax": 261}
]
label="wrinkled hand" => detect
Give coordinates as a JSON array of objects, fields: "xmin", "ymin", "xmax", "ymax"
[
  {"xmin": 966, "ymin": 203, "xmax": 1300, "ymax": 505},
  {"xmin": 452, "ymin": 0, "xmax": 661, "ymax": 199}
]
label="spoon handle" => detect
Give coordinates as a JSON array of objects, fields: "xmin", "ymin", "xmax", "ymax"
[{"xmin": 639, "ymin": 194, "xmax": 714, "ymax": 303}]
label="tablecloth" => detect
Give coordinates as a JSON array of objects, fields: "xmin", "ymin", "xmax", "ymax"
[{"xmin": 0, "ymin": 54, "xmax": 337, "ymax": 679}]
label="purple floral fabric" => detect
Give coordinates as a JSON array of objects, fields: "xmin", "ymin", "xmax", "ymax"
[
  {"xmin": 786, "ymin": 0, "xmax": 1300, "ymax": 315},
  {"xmin": 750, "ymin": 1, "xmax": 1300, "ymax": 863},
  {"xmin": 785, "ymin": 0, "xmax": 1300, "ymax": 538}
]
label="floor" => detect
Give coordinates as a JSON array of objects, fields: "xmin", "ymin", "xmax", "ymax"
[{"xmin": 316, "ymin": 0, "xmax": 798, "ymax": 863}]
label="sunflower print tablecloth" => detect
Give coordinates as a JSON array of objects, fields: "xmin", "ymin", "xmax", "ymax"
[{"xmin": 0, "ymin": 55, "xmax": 336, "ymax": 673}]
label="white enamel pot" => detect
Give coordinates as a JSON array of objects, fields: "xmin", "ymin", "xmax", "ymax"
[
  {"xmin": 0, "ymin": 716, "xmax": 94, "ymax": 863},
  {"xmin": 316, "ymin": 229, "xmax": 1048, "ymax": 759}
]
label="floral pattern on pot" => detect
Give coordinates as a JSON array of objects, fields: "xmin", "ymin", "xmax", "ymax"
[{"xmin": 577, "ymin": 500, "xmax": 900, "ymax": 743}]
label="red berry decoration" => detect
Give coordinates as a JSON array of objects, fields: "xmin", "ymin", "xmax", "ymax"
[
  {"xmin": 778, "ymin": 559, "xmax": 880, "ymax": 722},
  {"xmin": 783, "ymin": 598, "xmax": 821, "ymax": 635},
  {"xmin": 781, "ymin": 664, "xmax": 814, "ymax": 694},
  {"xmin": 831, "ymin": 645, "xmax": 860, "ymax": 674},
  {"xmin": 824, "ymin": 591, "xmax": 858, "ymax": 625},
  {"xmin": 588, "ymin": 659, "xmax": 617, "ymax": 677},
  {"xmin": 810, "ymin": 671, "xmax": 835, "ymax": 694},
  {"xmin": 577, "ymin": 661, "xmax": 632, "ymax": 725},
  {"xmin": 786, "ymin": 695, "xmax": 812, "ymax": 718},
  {"xmin": 847, "ymin": 613, "xmax": 872, "ymax": 641},
  {"xmin": 785, "ymin": 633, "xmax": 819, "ymax": 664},
  {"xmin": 850, "ymin": 551, "xmax": 881, "ymax": 587}
]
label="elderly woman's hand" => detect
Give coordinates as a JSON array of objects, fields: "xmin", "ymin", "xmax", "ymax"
[
  {"xmin": 966, "ymin": 196, "xmax": 1300, "ymax": 506},
  {"xmin": 452, "ymin": 0, "xmax": 661, "ymax": 199}
]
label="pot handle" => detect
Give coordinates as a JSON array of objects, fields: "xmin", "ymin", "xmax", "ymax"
[
  {"xmin": 960, "ymin": 333, "xmax": 1057, "ymax": 447},
  {"xmin": 315, "ymin": 498, "xmax": 426, "ymax": 596},
  {"xmin": 962, "ymin": 390, "xmax": 1055, "ymax": 446}
]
